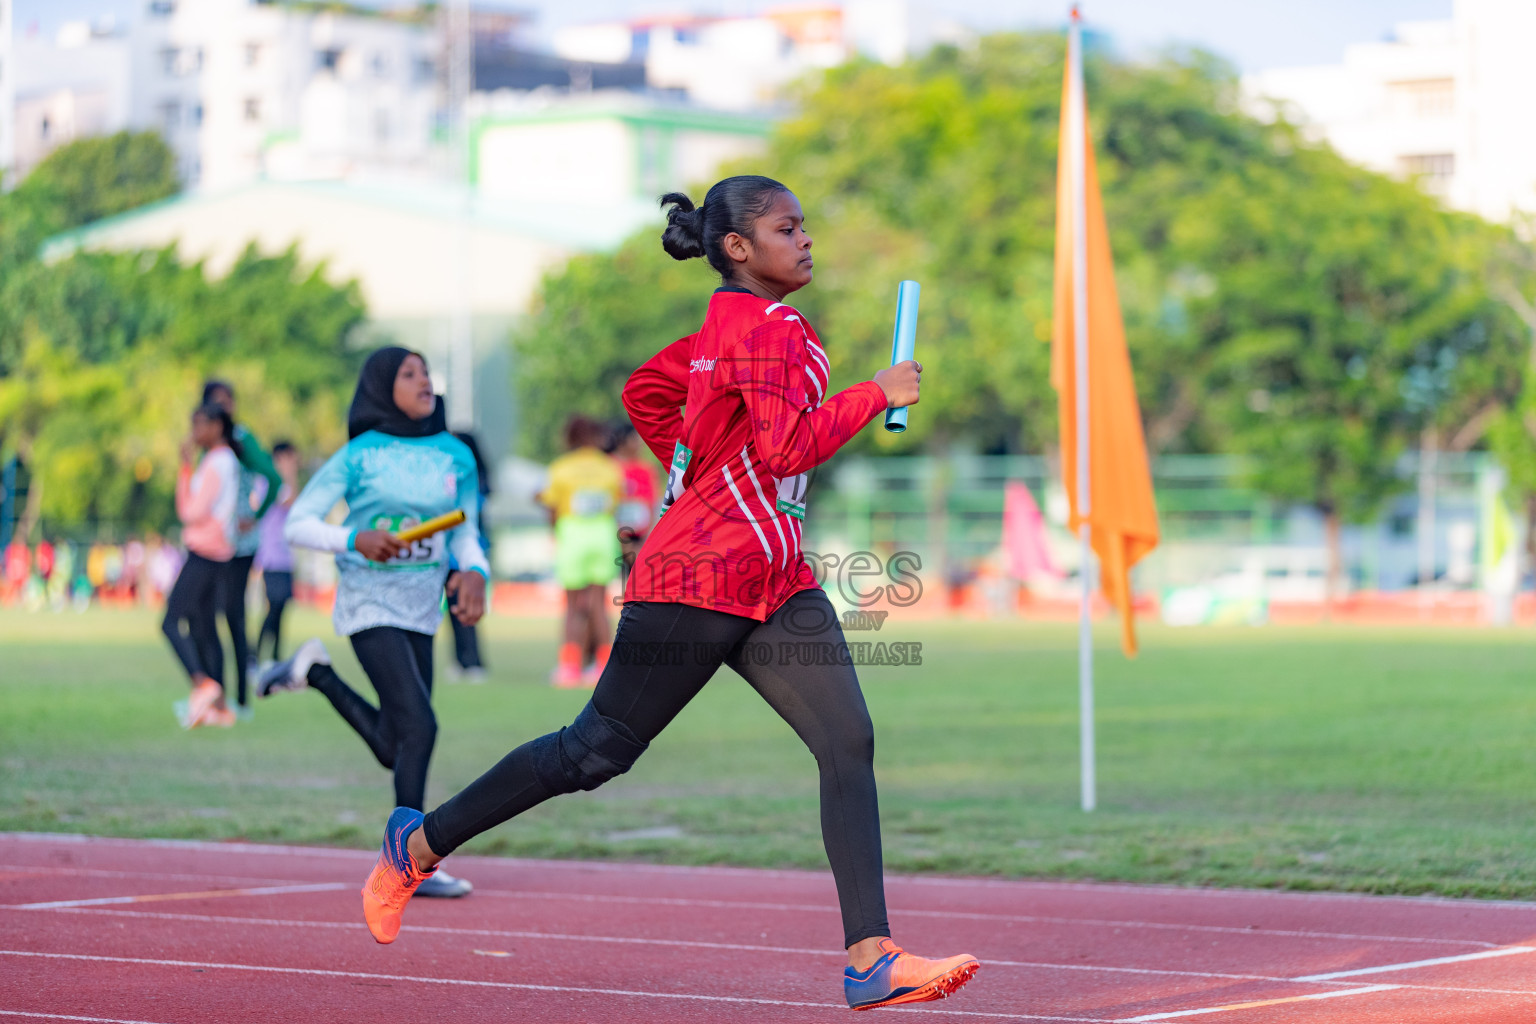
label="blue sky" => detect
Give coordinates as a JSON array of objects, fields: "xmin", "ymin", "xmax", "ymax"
[{"xmin": 14, "ymin": 0, "xmax": 1453, "ymax": 73}]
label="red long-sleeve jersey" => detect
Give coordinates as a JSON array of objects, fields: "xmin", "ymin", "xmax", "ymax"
[{"xmin": 621, "ymin": 289, "xmax": 889, "ymax": 620}]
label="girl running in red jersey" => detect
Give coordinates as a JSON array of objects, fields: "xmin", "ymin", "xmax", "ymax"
[{"xmin": 359, "ymin": 176, "xmax": 979, "ymax": 1011}]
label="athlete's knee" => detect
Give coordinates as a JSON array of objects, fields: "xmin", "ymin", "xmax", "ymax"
[
  {"xmin": 818, "ymin": 710, "xmax": 875, "ymax": 769},
  {"xmin": 396, "ymin": 706, "xmax": 438, "ymax": 753},
  {"xmin": 530, "ymin": 702, "xmax": 648, "ymax": 794}
]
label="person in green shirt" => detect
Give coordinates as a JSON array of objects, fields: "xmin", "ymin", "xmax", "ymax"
[{"xmin": 203, "ymin": 379, "xmax": 282, "ymax": 712}]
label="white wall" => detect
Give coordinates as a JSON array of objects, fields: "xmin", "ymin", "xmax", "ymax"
[
  {"xmin": 12, "ymin": 25, "xmax": 133, "ymax": 176},
  {"xmin": 14, "ymin": 89, "xmax": 118, "ymax": 175},
  {"xmin": 125, "ymin": 0, "xmax": 440, "ymax": 190},
  {"xmin": 1455, "ymin": 0, "xmax": 1536, "ymax": 223},
  {"xmin": 53, "ymin": 181, "xmax": 572, "ymax": 321},
  {"xmin": 478, "ymin": 117, "xmax": 635, "ymax": 205},
  {"xmin": 474, "ymin": 104, "xmax": 767, "ymax": 207},
  {"xmin": 1242, "ymin": 1, "xmax": 1536, "ymax": 222},
  {"xmin": 0, "ymin": 0, "xmax": 14, "ymax": 180}
]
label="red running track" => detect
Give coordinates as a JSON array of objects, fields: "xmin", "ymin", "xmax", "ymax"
[{"xmin": 0, "ymin": 833, "xmax": 1532, "ymax": 1023}]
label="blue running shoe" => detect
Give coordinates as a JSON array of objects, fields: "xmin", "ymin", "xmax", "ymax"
[
  {"xmin": 361, "ymin": 806, "xmax": 434, "ymax": 943},
  {"xmin": 845, "ymin": 939, "xmax": 980, "ymax": 1010}
]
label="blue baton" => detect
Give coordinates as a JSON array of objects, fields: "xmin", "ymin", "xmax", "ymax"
[{"xmin": 884, "ymin": 280, "xmax": 921, "ymax": 433}]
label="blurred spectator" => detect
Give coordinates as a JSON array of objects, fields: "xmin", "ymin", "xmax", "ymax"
[
  {"xmin": 123, "ymin": 540, "xmax": 146, "ymax": 602},
  {"xmin": 86, "ymin": 544, "xmax": 110, "ymax": 593},
  {"xmin": 612, "ymin": 423, "xmax": 659, "ymax": 587},
  {"xmin": 48, "ymin": 543, "xmax": 74, "ymax": 610},
  {"xmin": 254, "ymin": 441, "xmax": 299, "ymax": 663},
  {"xmin": 3, "ymin": 540, "xmax": 29, "ymax": 604},
  {"xmin": 36, "ymin": 539, "xmax": 55, "ymax": 585},
  {"xmin": 149, "ymin": 537, "xmax": 183, "ymax": 601},
  {"xmin": 444, "ymin": 431, "xmax": 492, "ymax": 682},
  {"xmin": 540, "ymin": 414, "xmax": 622, "ymax": 687}
]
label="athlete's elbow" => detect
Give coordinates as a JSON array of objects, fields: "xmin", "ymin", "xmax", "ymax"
[
  {"xmin": 620, "ymin": 377, "xmax": 652, "ymax": 420},
  {"xmin": 282, "ymin": 519, "xmax": 310, "ymax": 546},
  {"xmin": 760, "ymin": 448, "xmax": 824, "ymax": 478}
]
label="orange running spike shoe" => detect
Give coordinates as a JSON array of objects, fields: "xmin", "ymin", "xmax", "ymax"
[
  {"xmin": 551, "ymin": 642, "xmax": 584, "ymax": 688},
  {"xmin": 361, "ymin": 806, "xmax": 434, "ymax": 944},
  {"xmin": 844, "ymin": 939, "xmax": 980, "ymax": 1010},
  {"xmin": 191, "ymin": 703, "xmax": 236, "ymax": 728},
  {"xmin": 180, "ymin": 677, "xmax": 223, "ymax": 729}
]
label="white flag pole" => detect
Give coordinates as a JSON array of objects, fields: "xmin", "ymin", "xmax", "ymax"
[{"xmin": 1068, "ymin": 6, "xmax": 1096, "ymax": 813}]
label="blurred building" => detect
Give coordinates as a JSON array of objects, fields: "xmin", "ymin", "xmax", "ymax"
[
  {"xmin": 471, "ymin": 92, "xmax": 770, "ymax": 205},
  {"xmin": 0, "ymin": 0, "xmax": 12, "ymax": 179},
  {"xmin": 1243, "ymin": 0, "xmax": 1536, "ymax": 223},
  {"xmin": 472, "ymin": 8, "xmax": 647, "ymax": 94},
  {"xmin": 10, "ymin": 19, "xmax": 133, "ymax": 177},
  {"xmin": 42, "ymin": 176, "xmax": 663, "ymax": 464},
  {"xmin": 550, "ymin": 2, "xmax": 910, "ymax": 112},
  {"xmin": 134, "ymin": 0, "xmax": 441, "ymax": 188},
  {"xmin": 4, "ymin": 0, "xmax": 441, "ymax": 188}
]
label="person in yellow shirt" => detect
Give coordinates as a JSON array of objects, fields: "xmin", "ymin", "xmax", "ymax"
[{"xmin": 539, "ymin": 415, "xmax": 622, "ymax": 687}]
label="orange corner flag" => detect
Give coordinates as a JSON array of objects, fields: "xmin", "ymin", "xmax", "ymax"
[{"xmin": 1051, "ymin": 31, "xmax": 1160, "ymax": 656}]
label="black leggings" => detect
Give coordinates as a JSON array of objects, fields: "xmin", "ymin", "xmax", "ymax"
[
  {"xmin": 161, "ymin": 552, "xmax": 226, "ymax": 687},
  {"xmin": 220, "ymin": 554, "xmax": 255, "ymax": 705},
  {"xmin": 449, "ymin": 616, "xmax": 483, "ymax": 670},
  {"xmin": 257, "ymin": 570, "xmax": 293, "ymax": 662},
  {"xmin": 422, "ymin": 589, "xmax": 889, "ymax": 948},
  {"xmin": 307, "ymin": 627, "xmax": 437, "ymax": 811}
]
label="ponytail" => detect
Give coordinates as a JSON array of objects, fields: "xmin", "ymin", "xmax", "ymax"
[
  {"xmin": 660, "ymin": 192, "xmax": 706, "ymax": 260},
  {"xmin": 658, "ymin": 175, "xmax": 791, "ymax": 281}
]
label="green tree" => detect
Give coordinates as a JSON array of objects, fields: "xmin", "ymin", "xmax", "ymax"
[
  {"xmin": 510, "ymin": 33, "xmax": 1533, "ymax": 594},
  {"xmin": 0, "ymin": 245, "xmax": 364, "ymax": 538},
  {"xmin": 1485, "ymin": 212, "xmax": 1536, "ymax": 554},
  {"xmin": 0, "ymin": 131, "xmax": 365, "ymax": 539},
  {"xmin": 13, "ymin": 131, "xmax": 178, "ymax": 233}
]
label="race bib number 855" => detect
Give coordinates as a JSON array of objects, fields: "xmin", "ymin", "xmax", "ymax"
[{"xmin": 369, "ymin": 514, "xmax": 445, "ymax": 567}]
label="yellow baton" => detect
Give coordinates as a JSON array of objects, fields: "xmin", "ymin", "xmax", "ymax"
[{"xmin": 394, "ymin": 509, "xmax": 466, "ymax": 544}]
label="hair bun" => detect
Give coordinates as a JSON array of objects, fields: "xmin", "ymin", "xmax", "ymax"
[{"xmin": 659, "ymin": 192, "xmax": 706, "ymax": 261}]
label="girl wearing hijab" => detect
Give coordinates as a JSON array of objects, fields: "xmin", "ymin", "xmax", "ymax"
[{"xmin": 257, "ymin": 347, "xmax": 488, "ymax": 899}]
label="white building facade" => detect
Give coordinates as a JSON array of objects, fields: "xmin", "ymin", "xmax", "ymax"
[
  {"xmin": 12, "ymin": 22, "xmax": 134, "ymax": 178},
  {"xmin": 0, "ymin": 0, "xmax": 13, "ymax": 180},
  {"xmin": 1243, "ymin": 0, "xmax": 1536, "ymax": 224},
  {"xmin": 470, "ymin": 93, "xmax": 769, "ymax": 207},
  {"xmin": 551, "ymin": 3, "xmax": 911, "ymax": 113},
  {"xmin": 6, "ymin": 0, "xmax": 442, "ymax": 189},
  {"xmin": 133, "ymin": 0, "xmax": 441, "ymax": 189}
]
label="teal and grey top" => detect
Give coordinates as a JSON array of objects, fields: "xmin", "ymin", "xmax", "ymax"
[
  {"xmin": 233, "ymin": 424, "xmax": 281, "ymax": 559},
  {"xmin": 285, "ymin": 430, "xmax": 490, "ymax": 637}
]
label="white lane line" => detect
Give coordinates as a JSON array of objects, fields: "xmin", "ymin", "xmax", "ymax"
[
  {"xmin": 0, "ymin": 833, "xmax": 373, "ymax": 863},
  {"xmin": 11, "ymin": 833, "xmax": 1533, "ymax": 915},
  {"xmin": 1115, "ymin": 984, "xmax": 1401, "ymax": 1022},
  {"xmin": 0, "ymin": 950, "xmax": 1096, "ymax": 1022},
  {"xmin": 1292, "ymin": 945, "xmax": 1536, "ymax": 982},
  {"xmin": 5, "ymin": 883, "xmax": 349, "ymax": 910},
  {"xmin": 0, "ymin": 1012, "xmax": 178, "ymax": 1024},
  {"xmin": 476, "ymin": 888, "xmax": 1508, "ymax": 949},
  {"xmin": 37, "ymin": 907, "xmax": 1536, "ymax": 998},
  {"xmin": 0, "ymin": 866, "xmax": 310, "ymax": 888},
  {"xmin": 1394, "ymin": 982, "xmax": 1536, "ymax": 994},
  {"xmin": 10, "ymin": 833, "xmax": 1536, "ymax": 920},
  {"xmin": 6, "ymin": 906, "xmax": 1317, "ymax": 985}
]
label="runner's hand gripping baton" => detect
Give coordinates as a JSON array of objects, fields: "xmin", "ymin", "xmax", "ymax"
[
  {"xmin": 394, "ymin": 509, "xmax": 466, "ymax": 544},
  {"xmin": 884, "ymin": 279, "xmax": 921, "ymax": 433}
]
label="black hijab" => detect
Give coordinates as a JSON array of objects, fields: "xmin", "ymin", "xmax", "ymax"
[{"xmin": 347, "ymin": 346, "xmax": 448, "ymax": 440}]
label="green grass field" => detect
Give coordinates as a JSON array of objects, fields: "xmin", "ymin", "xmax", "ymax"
[{"xmin": 2, "ymin": 606, "xmax": 1533, "ymax": 899}]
